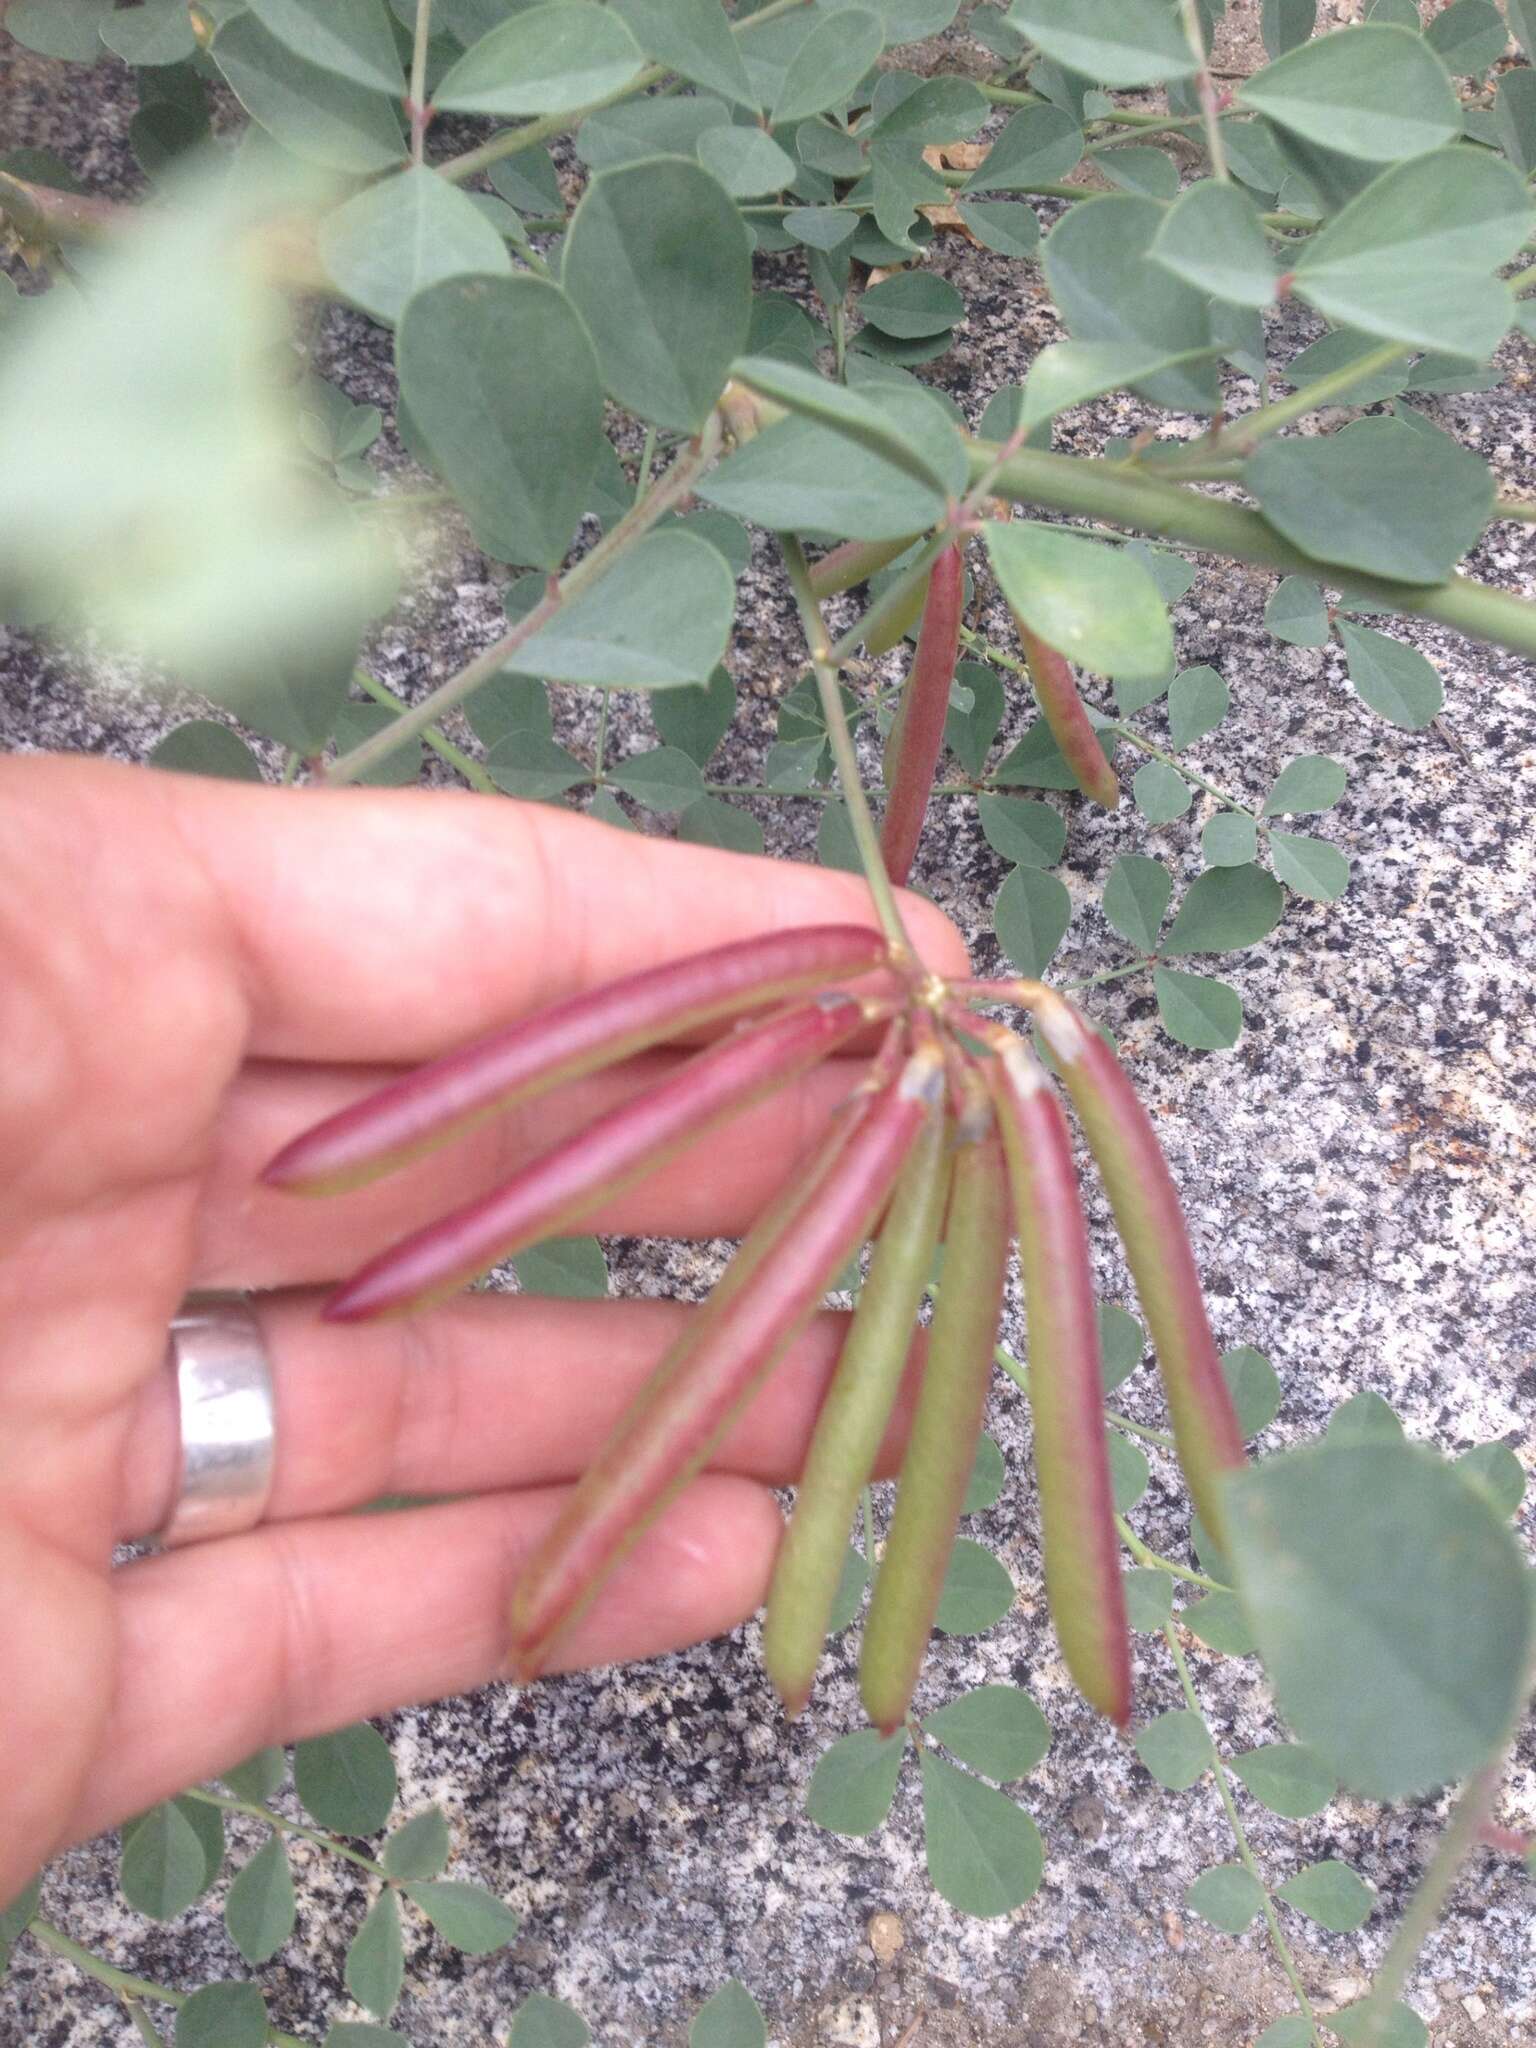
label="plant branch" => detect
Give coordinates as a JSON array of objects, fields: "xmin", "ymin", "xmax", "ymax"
[
  {"xmin": 409, "ymin": 0, "xmax": 433, "ymax": 165},
  {"xmin": 183, "ymin": 1786, "xmax": 390, "ymax": 1879},
  {"xmin": 1178, "ymin": 0, "xmax": 1229, "ymax": 181},
  {"xmin": 1116, "ymin": 1517, "xmax": 1225, "ymax": 1592},
  {"xmin": 1162, "ymin": 1626, "xmax": 1324, "ymax": 2043},
  {"xmin": 965, "ymin": 437, "xmax": 1536, "ymax": 662},
  {"xmin": 779, "ymin": 534, "xmax": 914, "ymax": 961},
  {"xmin": 327, "ymin": 419, "xmax": 720, "ymax": 784},
  {"xmin": 31, "ymin": 1920, "xmax": 310, "ymax": 2048},
  {"xmin": 351, "ymin": 668, "xmax": 497, "ymax": 793}
]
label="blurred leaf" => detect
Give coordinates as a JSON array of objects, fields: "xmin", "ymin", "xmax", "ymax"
[
  {"xmin": 321, "ymin": 169, "xmax": 511, "ymax": 325},
  {"xmin": 1154, "ymin": 968, "xmax": 1242, "ymax": 1050},
  {"xmin": 1221, "ymin": 1346, "xmax": 1281, "ymax": 1437},
  {"xmin": 1150, "ymin": 180, "xmax": 1276, "ymax": 306},
  {"xmin": 507, "ymin": 1997, "xmax": 591, "ymax": 2048},
  {"xmin": 1132, "ymin": 760, "xmax": 1191, "ymax": 825},
  {"xmin": 1494, "ymin": 67, "xmax": 1536, "ymax": 175},
  {"xmin": 612, "ymin": 0, "xmax": 756, "ymax": 107},
  {"xmin": 1186, "ymin": 1863, "xmax": 1266, "ymax": 1934},
  {"xmin": 1202, "ymin": 813, "xmax": 1258, "ymax": 867},
  {"xmin": 466, "ymin": 672, "xmax": 552, "ymax": 750},
  {"xmin": 870, "ymin": 74, "xmax": 989, "ymax": 145},
  {"xmin": 1124, "ymin": 1567, "xmax": 1174, "ymax": 1631},
  {"xmin": 177, "ymin": 1984, "xmax": 267, "ymax": 2048},
  {"xmin": 697, "ymin": 126, "xmax": 795, "ymax": 199},
  {"xmin": 151, "ymin": 722, "xmax": 264, "ymax": 783},
  {"xmin": 985, "ymin": 523, "xmax": 1173, "ymax": 682},
  {"xmin": 944, "ymin": 660, "xmax": 1005, "ymax": 776},
  {"xmin": 330, "ymin": 705, "xmax": 423, "ymax": 788},
  {"xmin": 1225, "ymin": 1442, "xmax": 1534, "ymax": 1799},
  {"xmin": 1455, "ymin": 1442, "xmax": 1526, "ymax": 1518},
  {"xmin": 513, "ymin": 1237, "xmax": 609, "ymax": 1299},
  {"xmin": 701, "ymin": 412, "xmax": 945, "ymax": 542},
  {"xmin": 1276, "ymin": 1859, "xmax": 1375, "ymax": 1933},
  {"xmin": 806, "ymin": 1728, "xmax": 908, "ymax": 1835},
  {"xmin": 1098, "ymin": 146, "xmax": 1180, "ymax": 201},
  {"xmin": 485, "ymin": 733, "xmax": 589, "ymax": 800},
  {"xmin": 1329, "ymin": 2003, "xmax": 1430, "ymax": 2048},
  {"xmin": 103, "ymin": 0, "xmax": 198, "ymax": 65},
  {"xmin": 1123, "ymin": 540, "xmax": 1196, "ymax": 604},
  {"xmin": 1182, "ymin": 1588, "xmax": 1256, "ymax": 1655},
  {"xmin": 1103, "ymin": 853, "xmax": 1172, "ymax": 952},
  {"xmin": 0, "ymin": 1878, "xmax": 42, "ymax": 1975},
  {"xmin": 224, "ymin": 1835, "xmax": 296, "ymax": 1965},
  {"xmin": 1289, "ymin": 326, "xmax": 1409, "ymax": 405},
  {"xmin": 436, "ymin": 2, "xmax": 644, "ymax": 114},
  {"xmin": 403, "ymin": 1880, "xmax": 519, "ymax": 1954},
  {"xmin": 1043, "ymin": 194, "xmax": 1218, "ymax": 414},
  {"xmin": 1424, "ymin": 0, "xmax": 1507, "ymax": 76},
  {"xmin": 1265, "ymin": 576, "xmax": 1329, "ymax": 647},
  {"xmin": 680, "ymin": 796, "xmax": 765, "ymax": 857},
  {"xmin": 1134, "ymin": 1709, "xmax": 1214, "ymax": 1790},
  {"xmin": 993, "ymin": 864, "xmax": 1072, "ymax": 979},
  {"xmin": 1166, "ymin": 666, "xmax": 1229, "ymax": 750},
  {"xmin": 1162, "ymin": 864, "xmax": 1283, "ymax": 954},
  {"xmin": 293, "ymin": 1724, "xmax": 397, "ymax": 1835},
  {"xmin": 1231, "ymin": 1742, "xmax": 1336, "ymax": 1819},
  {"xmin": 1237, "ymin": 25, "xmax": 1459, "ymax": 160},
  {"xmin": 1107, "ymin": 1431, "xmax": 1150, "ymax": 1513},
  {"xmin": 962, "ymin": 1431, "xmax": 1007, "ymax": 1514},
  {"xmin": 966, "ymin": 103, "xmax": 1082, "ymax": 190},
  {"xmin": 1007, "ymin": 0, "xmax": 1196, "ymax": 87},
  {"xmin": 563, "ymin": 157, "xmax": 751, "ymax": 434},
  {"xmin": 827, "ymin": 1544, "xmax": 870, "ymax": 1633},
  {"xmin": 1261, "ymin": 0, "xmax": 1316, "ymax": 59},
  {"xmin": 1270, "ymin": 831, "xmax": 1350, "ymax": 904},
  {"xmin": 119, "ymin": 1803, "xmax": 208, "ymax": 1920},
  {"xmin": 518, "ymin": 533, "xmax": 735, "ymax": 689},
  {"xmin": 977, "ymin": 795, "xmax": 1066, "ymax": 870},
  {"xmin": 919, "ymin": 1751, "xmax": 1044, "ymax": 1916},
  {"xmin": 1019, "ymin": 340, "xmax": 1206, "ymax": 435},
  {"xmin": 1248, "ymin": 417, "xmax": 1493, "ymax": 584},
  {"xmin": 382, "ymin": 1808, "xmax": 451, "ymax": 1881},
  {"xmin": 689, "ymin": 1980, "xmax": 766, "ymax": 2048},
  {"xmin": 1337, "ymin": 622, "xmax": 1444, "ymax": 729},
  {"xmin": 934, "ymin": 1537, "xmax": 1015, "ymax": 1635},
  {"xmin": 923, "ymin": 1685, "xmax": 1051, "ymax": 1780},
  {"xmin": 861, "ymin": 272, "xmax": 965, "ymax": 341},
  {"xmin": 213, "ymin": 14, "xmax": 405, "ymax": 170},
  {"xmin": 994, "ymin": 718, "xmax": 1116, "ymax": 794},
  {"xmin": 1325, "ymin": 1390, "xmax": 1405, "ymax": 1445},
  {"xmin": 1264, "ymin": 754, "xmax": 1346, "ymax": 815},
  {"xmin": 346, "ymin": 1889, "xmax": 404, "ymax": 2018},
  {"xmin": 1290, "ymin": 147, "xmax": 1530, "ymax": 360},
  {"xmin": 222, "ymin": 1748, "xmax": 286, "ymax": 1804},
  {"xmin": 772, "ymin": 6, "xmax": 884, "ymax": 124},
  {"xmin": 6, "ymin": 0, "xmax": 112, "ymax": 61},
  {"xmin": 610, "ymin": 746, "xmax": 706, "ymax": 813},
  {"xmin": 728, "ymin": 356, "xmax": 961, "ymax": 494},
  {"xmin": 245, "ymin": 0, "xmax": 402, "ymax": 93},
  {"xmin": 811, "ymin": 799, "xmax": 856, "ymax": 870}
]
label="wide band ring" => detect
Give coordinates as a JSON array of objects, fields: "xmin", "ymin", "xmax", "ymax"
[{"xmin": 156, "ymin": 1299, "xmax": 276, "ymax": 1549}]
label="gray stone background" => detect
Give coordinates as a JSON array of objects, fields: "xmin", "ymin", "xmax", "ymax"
[{"xmin": 2, "ymin": 4, "xmax": 1533, "ymax": 2043}]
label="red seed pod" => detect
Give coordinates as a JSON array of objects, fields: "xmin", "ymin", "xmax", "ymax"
[
  {"xmin": 1014, "ymin": 622, "xmax": 1120, "ymax": 810},
  {"xmin": 986, "ymin": 1030, "xmax": 1132, "ymax": 1727},
  {"xmin": 859, "ymin": 1112, "xmax": 1011, "ymax": 1735},
  {"xmin": 262, "ymin": 924, "xmax": 890, "ymax": 1196},
  {"xmin": 879, "ymin": 541, "xmax": 966, "ymax": 888},
  {"xmin": 322, "ymin": 995, "xmax": 879, "ymax": 1323},
  {"xmin": 1029, "ymin": 991, "xmax": 1245, "ymax": 1546},
  {"xmin": 507, "ymin": 1044, "xmax": 945, "ymax": 1678}
]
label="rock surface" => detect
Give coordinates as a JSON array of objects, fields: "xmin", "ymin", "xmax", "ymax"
[{"xmin": 2, "ymin": 8, "xmax": 1533, "ymax": 2046}]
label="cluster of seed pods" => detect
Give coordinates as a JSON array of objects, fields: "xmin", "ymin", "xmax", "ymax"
[{"xmin": 264, "ymin": 921, "xmax": 1245, "ymax": 1735}]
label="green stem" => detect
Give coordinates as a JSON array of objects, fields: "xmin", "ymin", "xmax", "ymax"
[
  {"xmin": 30, "ymin": 1920, "xmax": 311, "ymax": 2048},
  {"xmin": 1494, "ymin": 495, "xmax": 1536, "ymax": 523},
  {"xmin": 183, "ymin": 1787, "xmax": 390, "ymax": 1880},
  {"xmin": 633, "ymin": 424, "xmax": 657, "ymax": 507},
  {"xmin": 1506, "ymin": 258, "xmax": 1536, "ymax": 293},
  {"xmin": 1162, "ymin": 1626, "xmax": 1324, "ymax": 2044},
  {"xmin": 1354, "ymin": 1757, "xmax": 1507, "ymax": 2048},
  {"xmin": 1198, "ymin": 341, "xmax": 1411, "ymax": 460},
  {"xmin": 778, "ymin": 534, "xmax": 914, "ymax": 961},
  {"xmin": 409, "ymin": 0, "xmax": 433, "ymax": 166},
  {"xmin": 279, "ymin": 749, "xmax": 302, "ymax": 786},
  {"xmin": 328, "ymin": 418, "xmax": 720, "ymax": 784},
  {"xmin": 1105, "ymin": 1408, "xmax": 1175, "ymax": 1451},
  {"xmin": 832, "ymin": 296, "xmax": 847, "ymax": 385},
  {"xmin": 1178, "ymin": 0, "xmax": 1229, "ymax": 181},
  {"xmin": 965, "ymin": 438, "xmax": 1536, "ymax": 662},
  {"xmin": 1086, "ymin": 116, "xmax": 1204, "ymax": 152},
  {"xmin": 435, "ymin": 0, "xmax": 812, "ymax": 183},
  {"xmin": 1116, "ymin": 1518, "xmax": 1224, "ymax": 1592},
  {"xmin": 1060, "ymin": 960, "xmax": 1153, "ymax": 995},
  {"xmin": 1101, "ymin": 720, "xmax": 1258, "ymax": 819},
  {"xmin": 351, "ymin": 668, "xmax": 497, "ymax": 793},
  {"xmin": 978, "ymin": 82, "xmax": 1042, "ymax": 107}
]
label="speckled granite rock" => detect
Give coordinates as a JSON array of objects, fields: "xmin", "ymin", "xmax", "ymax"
[{"xmin": 2, "ymin": 10, "xmax": 1533, "ymax": 2047}]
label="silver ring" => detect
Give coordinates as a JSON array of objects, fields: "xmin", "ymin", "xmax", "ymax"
[{"xmin": 156, "ymin": 1299, "xmax": 276, "ymax": 1549}]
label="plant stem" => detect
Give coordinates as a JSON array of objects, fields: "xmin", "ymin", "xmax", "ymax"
[
  {"xmin": 183, "ymin": 1786, "xmax": 391, "ymax": 1879},
  {"xmin": 1494, "ymin": 495, "xmax": 1536, "ymax": 523},
  {"xmin": 978, "ymin": 82, "xmax": 1041, "ymax": 106},
  {"xmin": 633, "ymin": 424, "xmax": 657, "ymax": 506},
  {"xmin": 1353, "ymin": 1757, "xmax": 1507, "ymax": 2048},
  {"xmin": 31, "ymin": 1920, "xmax": 311, "ymax": 2048},
  {"xmin": 351, "ymin": 668, "xmax": 497, "ymax": 793},
  {"xmin": 1195, "ymin": 341, "xmax": 1411, "ymax": 460},
  {"xmin": 1116, "ymin": 1518, "xmax": 1224, "ymax": 1591},
  {"xmin": 1060, "ymin": 960, "xmax": 1153, "ymax": 995},
  {"xmin": 1162, "ymin": 1626, "xmax": 1324, "ymax": 2044},
  {"xmin": 1105, "ymin": 1408, "xmax": 1176, "ymax": 1451},
  {"xmin": 409, "ymin": 0, "xmax": 433, "ymax": 166},
  {"xmin": 1101, "ymin": 720, "xmax": 1258, "ymax": 818},
  {"xmin": 328, "ymin": 419, "xmax": 720, "ymax": 784},
  {"xmin": 435, "ymin": 0, "xmax": 812, "ymax": 183},
  {"xmin": 965, "ymin": 437, "xmax": 1536, "ymax": 661},
  {"xmin": 1179, "ymin": 0, "xmax": 1229, "ymax": 181},
  {"xmin": 778, "ymin": 534, "xmax": 914, "ymax": 962}
]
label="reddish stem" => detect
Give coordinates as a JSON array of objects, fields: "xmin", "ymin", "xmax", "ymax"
[
  {"xmin": 323, "ymin": 996, "xmax": 878, "ymax": 1321},
  {"xmin": 507, "ymin": 1045, "xmax": 945, "ymax": 1675},
  {"xmin": 263, "ymin": 924, "xmax": 889, "ymax": 1195},
  {"xmin": 878, "ymin": 542, "xmax": 965, "ymax": 887}
]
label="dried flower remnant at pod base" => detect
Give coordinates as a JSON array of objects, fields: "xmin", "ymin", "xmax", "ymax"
[{"xmin": 265, "ymin": 918, "xmax": 1244, "ymax": 1736}]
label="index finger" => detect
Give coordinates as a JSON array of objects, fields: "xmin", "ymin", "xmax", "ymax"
[{"xmin": 28, "ymin": 756, "xmax": 971, "ymax": 1061}]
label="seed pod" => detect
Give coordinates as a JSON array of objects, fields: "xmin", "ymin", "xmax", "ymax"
[
  {"xmin": 263, "ymin": 924, "xmax": 889, "ymax": 1195},
  {"xmin": 1013, "ymin": 622, "xmax": 1119, "ymax": 810},
  {"xmin": 1029, "ymin": 991, "xmax": 1244, "ymax": 1546},
  {"xmin": 762, "ymin": 1109, "xmax": 949, "ymax": 1718},
  {"xmin": 808, "ymin": 534, "xmax": 921, "ymax": 601},
  {"xmin": 879, "ymin": 542, "xmax": 966, "ymax": 887},
  {"xmin": 987, "ymin": 1032, "xmax": 1131, "ymax": 1726},
  {"xmin": 508, "ymin": 1046, "xmax": 945, "ymax": 1678},
  {"xmin": 323, "ymin": 996, "xmax": 877, "ymax": 1322},
  {"xmin": 859, "ymin": 1116, "xmax": 1010, "ymax": 1735}
]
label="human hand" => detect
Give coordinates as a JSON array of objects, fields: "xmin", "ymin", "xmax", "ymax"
[{"xmin": 0, "ymin": 754, "xmax": 966, "ymax": 1903}]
